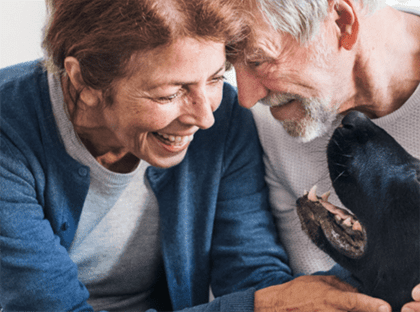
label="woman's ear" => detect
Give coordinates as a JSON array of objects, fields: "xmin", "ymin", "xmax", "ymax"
[
  {"xmin": 64, "ymin": 57, "xmax": 103, "ymax": 108},
  {"xmin": 333, "ymin": 0, "xmax": 359, "ymax": 50}
]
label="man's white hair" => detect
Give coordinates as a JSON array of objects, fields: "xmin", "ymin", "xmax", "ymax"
[{"xmin": 257, "ymin": 0, "xmax": 386, "ymax": 43}]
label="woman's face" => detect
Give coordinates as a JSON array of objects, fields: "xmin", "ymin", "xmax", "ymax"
[{"xmin": 94, "ymin": 38, "xmax": 226, "ymax": 168}]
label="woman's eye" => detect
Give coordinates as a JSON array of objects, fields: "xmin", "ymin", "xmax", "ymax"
[
  {"xmin": 154, "ymin": 90, "xmax": 183, "ymax": 103},
  {"xmin": 158, "ymin": 94, "xmax": 177, "ymax": 102}
]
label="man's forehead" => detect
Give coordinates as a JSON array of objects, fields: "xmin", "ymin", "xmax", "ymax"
[
  {"xmin": 241, "ymin": 9, "xmax": 286, "ymax": 60},
  {"xmin": 245, "ymin": 29, "xmax": 284, "ymax": 62}
]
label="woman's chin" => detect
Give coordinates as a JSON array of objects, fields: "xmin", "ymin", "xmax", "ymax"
[{"xmin": 146, "ymin": 152, "xmax": 188, "ymax": 168}]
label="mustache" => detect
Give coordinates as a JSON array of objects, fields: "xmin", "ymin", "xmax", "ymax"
[
  {"xmin": 260, "ymin": 92, "xmax": 338, "ymax": 126},
  {"xmin": 260, "ymin": 93, "xmax": 302, "ymax": 107}
]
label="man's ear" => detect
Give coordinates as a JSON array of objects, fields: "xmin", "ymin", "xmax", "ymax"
[
  {"xmin": 333, "ymin": 0, "xmax": 359, "ymax": 50},
  {"xmin": 64, "ymin": 57, "xmax": 103, "ymax": 108}
]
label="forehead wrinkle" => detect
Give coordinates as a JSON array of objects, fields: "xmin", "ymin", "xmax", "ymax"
[
  {"xmin": 247, "ymin": 37, "xmax": 280, "ymax": 62},
  {"xmin": 248, "ymin": 31, "xmax": 303, "ymax": 71}
]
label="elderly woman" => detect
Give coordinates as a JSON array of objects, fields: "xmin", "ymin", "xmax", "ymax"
[{"xmin": 0, "ymin": 0, "xmax": 294, "ymax": 311}]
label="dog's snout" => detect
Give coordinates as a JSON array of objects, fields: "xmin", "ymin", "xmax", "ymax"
[{"xmin": 341, "ymin": 111, "xmax": 370, "ymax": 129}]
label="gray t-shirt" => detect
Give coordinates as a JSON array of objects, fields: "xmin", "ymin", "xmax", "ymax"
[{"xmin": 48, "ymin": 73, "xmax": 163, "ymax": 311}]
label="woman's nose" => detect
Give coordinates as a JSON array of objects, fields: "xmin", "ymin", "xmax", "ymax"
[
  {"xmin": 179, "ymin": 90, "xmax": 217, "ymax": 130},
  {"xmin": 235, "ymin": 65, "xmax": 268, "ymax": 109}
]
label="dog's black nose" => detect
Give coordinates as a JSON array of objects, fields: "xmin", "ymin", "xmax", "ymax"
[{"xmin": 341, "ymin": 111, "xmax": 370, "ymax": 129}]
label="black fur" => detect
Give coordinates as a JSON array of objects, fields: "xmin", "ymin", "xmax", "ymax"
[{"xmin": 297, "ymin": 111, "xmax": 420, "ymax": 311}]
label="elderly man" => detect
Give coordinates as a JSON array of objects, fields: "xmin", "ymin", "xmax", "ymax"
[{"xmin": 233, "ymin": 0, "xmax": 420, "ymax": 311}]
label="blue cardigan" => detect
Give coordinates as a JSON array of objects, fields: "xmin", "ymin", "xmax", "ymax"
[{"xmin": 0, "ymin": 61, "xmax": 294, "ymax": 311}]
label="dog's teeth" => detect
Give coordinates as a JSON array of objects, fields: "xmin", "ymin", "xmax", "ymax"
[
  {"xmin": 352, "ymin": 221, "xmax": 362, "ymax": 232},
  {"xmin": 308, "ymin": 185, "xmax": 318, "ymax": 201},
  {"xmin": 334, "ymin": 215, "xmax": 342, "ymax": 222},
  {"xmin": 321, "ymin": 191, "xmax": 331, "ymax": 201},
  {"xmin": 303, "ymin": 190, "xmax": 308, "ymax": 196},
  {"xmin": 342, "ymin": 217, "xmax": 352, "ymax": 227}
]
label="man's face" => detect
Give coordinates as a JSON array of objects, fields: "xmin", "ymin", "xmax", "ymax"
[{"xmin": 234, "ymin": 18, "xmax": 352, "ymax": 142}]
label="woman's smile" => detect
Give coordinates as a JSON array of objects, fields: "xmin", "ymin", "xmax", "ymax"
[
  {"xmin": 154, "ymin": 132, "xmax": 194, "ymax": 145},
  {"xmin": 151, "ymin": 131, "xmax": 195, "ymax": 153}
]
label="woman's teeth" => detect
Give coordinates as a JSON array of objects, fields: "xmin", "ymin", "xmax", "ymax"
[{"xmin": 156, "ymin": 132, "xmax": 194, "ymax": 145}]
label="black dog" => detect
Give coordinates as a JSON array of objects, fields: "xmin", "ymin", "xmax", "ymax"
[{"xmin": 296, "ymin": 111, "xmax": 420, "ymax": 311}]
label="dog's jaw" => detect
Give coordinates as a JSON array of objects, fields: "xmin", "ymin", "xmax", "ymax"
[{"xmin": 296, "ymin": 190, "xmax": 367, "ymax": 259}]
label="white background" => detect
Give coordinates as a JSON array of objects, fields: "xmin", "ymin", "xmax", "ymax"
[{"xmin": 1, "ymin": 0, "xmax": 420, "ymax": 70}]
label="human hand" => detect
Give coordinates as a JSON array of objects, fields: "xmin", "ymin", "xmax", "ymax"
[
  {"xmin": 401, "ymin": 284, "xmax": 420, "ymax": 312},
  {"xmin": 254, "ymin": 275, "xmax": 391, "ymax": 312}
]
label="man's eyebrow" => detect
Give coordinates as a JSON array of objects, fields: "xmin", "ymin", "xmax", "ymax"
[
  {"xmin": 245, "ymin": 48, "xmax": 274, "ymax": 63},
  {"xmin": 210, "ymin": 64, "xmax": 226, "ymax": 77}
]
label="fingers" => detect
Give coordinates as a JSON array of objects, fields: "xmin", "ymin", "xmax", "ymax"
[
  {"xmin": 255, "ymin": 276, "xmax": 392, "ymax": 312},
  {"xmin": 326, "ymin": 290, "xmax": 391, "ymax": 312},
  {"xmin": 319, "ymin": 275, "xmax": 358, "ymax": 293},
  {"xmin": 402, "ymin": 302, "xmax": 420, "ymax": 312},
  {"xmin": 413, "ymin": 285, "xmax": 420, "ymax": 301},
  {"xmin": 400, "ymin": 285, "xmax": 420, "ymax": 312}
]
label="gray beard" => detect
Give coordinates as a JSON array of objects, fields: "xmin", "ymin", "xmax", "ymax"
[
  {"xmin": 284, "ymin": 97, "xmax": 338, "ymax": 142},
  {"xmin": 261, "ymin": 94, "xmax": 338, "ymax": 143}
]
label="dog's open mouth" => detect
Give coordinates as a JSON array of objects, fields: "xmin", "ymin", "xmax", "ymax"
[{"xmin": 296, "ymin": 185, "xmax": 367, "ymax": 259}]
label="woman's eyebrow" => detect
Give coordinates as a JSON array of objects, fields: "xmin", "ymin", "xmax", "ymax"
[{"xmin": 154, "ymin": 63, "xmax": 226, "ymax": 88}]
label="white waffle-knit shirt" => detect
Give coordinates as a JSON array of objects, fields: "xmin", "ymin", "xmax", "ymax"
[{"xmin": 252, "ymin": 81, "xmax": 420, "ymax": 275}]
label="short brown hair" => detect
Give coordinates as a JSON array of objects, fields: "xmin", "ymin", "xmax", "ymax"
[{"xmin": 43, "ymin": 0, "xmax": 248, "ymax": 92}]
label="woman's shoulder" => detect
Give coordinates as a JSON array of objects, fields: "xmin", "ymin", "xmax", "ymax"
[
  {"xmin": 0, "ymin": 60, "xmax": 67, "ymax": 175},
  {"xmin": 0, "ymin": 59, "xmax": 45, "ymax": 87},
  {"xmin": 1, "ymin": 60, "xmax": 49, "ymax": 120}
]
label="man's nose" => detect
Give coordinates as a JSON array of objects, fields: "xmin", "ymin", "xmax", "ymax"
[{"xmin": 235, "ymin": 65, "xmax": 268, "ymax": 109}]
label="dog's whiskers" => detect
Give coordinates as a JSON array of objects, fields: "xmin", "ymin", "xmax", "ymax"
[
  {"xmin": 332, "ymin": 138, "xmax": 343, "ymax": 152},
  {"xmin": 332, "ymin": 170, "xmax": 346, "ymax": 184}
]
